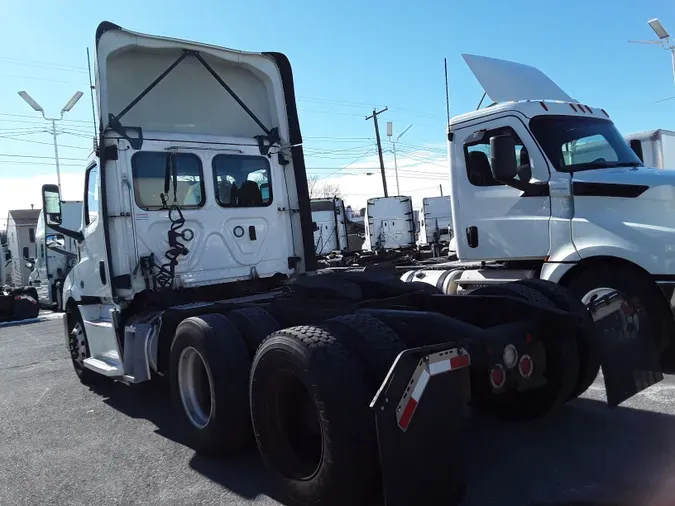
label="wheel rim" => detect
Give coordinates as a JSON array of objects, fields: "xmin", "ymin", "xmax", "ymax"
[
  {"xmin": 177, "ymin": 347, "xmax": 214, "ymax": 429},
  {"xmin": 581, "ymin": 287, "xmax": 641, "ymax": 333},
  {"xmin": 69, "ymin": 321, "xmax": 88, "ymax": 370},
  {"xmin": 266, "ymin": 370, "xmax": 323, "ymax": 480}
]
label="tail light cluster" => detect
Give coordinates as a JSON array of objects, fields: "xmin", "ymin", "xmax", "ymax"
[{"xmin": 488, "ymin": 339, "xmax": 537, "ymax": 391}]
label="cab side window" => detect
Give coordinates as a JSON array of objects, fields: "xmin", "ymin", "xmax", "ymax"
[
  {"xmin": 85, "ymin": 165, "xmax": 99, "ymax": 225},
  {"xmin": 212, "ymin": 155, "xmax": 272, "ymax": 207},
  {"xmin": 464, "ymin": 127, "xmax": 530, "ymax": 187}
]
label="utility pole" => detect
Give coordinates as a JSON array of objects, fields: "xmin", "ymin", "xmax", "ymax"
[{"xmin": 366, "ymin": 107, "xmax": 388, "ymax": 197}]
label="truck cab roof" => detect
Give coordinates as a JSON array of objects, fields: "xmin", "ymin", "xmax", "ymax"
[{"xmin": 449, "ymin": 100, "xmax": 610, "ymax": 128}]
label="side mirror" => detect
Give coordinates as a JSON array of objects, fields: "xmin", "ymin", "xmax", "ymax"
[
  {"xmin": 629, "ymin": 139, "xmax": 644, "ymax": 163},
  {"xmin": 46, "ymin": 234, "xmax": 65, "ymax": 249},
  {"xmin": 42, "ymin": 184, "xmax": 63, "ymax": 226},
  {"xmin": 490, "ymin": 135, "xmax": 518, "ymax": 182}
]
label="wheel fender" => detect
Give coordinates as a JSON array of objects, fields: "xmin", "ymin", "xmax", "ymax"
[{"xmin": 62, "ymin": 272, "xmax": 79, "ymax": 304}]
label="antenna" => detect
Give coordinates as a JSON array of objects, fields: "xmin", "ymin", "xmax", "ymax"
[
  {"xmin": 444, "ymin": 58, "xmax": 450, "ymax": 125},
  {"xmin": 86, "ymin": 47, "xmax": 97, "ymax": 145}
]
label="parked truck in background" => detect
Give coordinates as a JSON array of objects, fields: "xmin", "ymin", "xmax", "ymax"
[
  {"xmin": 362, "ymin": 195, "xmax": 416, "ymax": 251},
  {"xmin": 0, "ymin": 239, "xmax": 40, "ymax": 323},
  {"xmin": 26, "ymin": 202, "xmax": 82, "ymax": 310},
  {"xmin": 416, "ymin": 196, "xmax": 453, "ymax": 256},
  {"xmin": 624, "ymin": 129, "xmax": 675, "ymax": 170},
  {"xmin": 311, "ymin": 197, "xmax": 349, "ymax": 255},
  {"xmin": 45, "ymin": 22, "xmax": 665, "ymax": 506}
]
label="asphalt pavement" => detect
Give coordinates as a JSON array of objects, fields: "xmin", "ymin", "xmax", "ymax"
[{"xmin": 2, "ymin": 319, "xmax": 675, "ymax": 506}]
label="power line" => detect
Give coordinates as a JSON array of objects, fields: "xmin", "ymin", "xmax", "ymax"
[
  {"xmin": 0, "ymin": 135, "xmax": 91, "ymax": 150},
  {"xmin": 0, "ymin": 112, "xmax": 90, "ymax": 124},
  {"xmin": 0, "ymin": 153, "xmax": 86, "ymax": 161},
  {"xmin": 0, "ymin": 56, "xmax": 87, "ymax": 73}
]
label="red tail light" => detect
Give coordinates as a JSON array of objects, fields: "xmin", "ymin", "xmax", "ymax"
[
  {"xmin": 489, "ymin": 365, "xmax": 506, "ymax": 389},
  {"xmin": 518, "ymin": 355, "xmax": 533, "ymax": 378}
]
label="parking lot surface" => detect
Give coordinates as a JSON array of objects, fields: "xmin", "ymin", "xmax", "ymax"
[{"xmin": 2, "ymin": 319, "xmax": 675, "ymax": 505}]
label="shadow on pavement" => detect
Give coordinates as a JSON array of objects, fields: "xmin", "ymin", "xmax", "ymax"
[
  {"xmin": 88, "ymin": 378, "xmax": 286, "ymax": 503},
  {"xmin": 87, "ymin": 378, "xmax": 675, "ymax": 506}
]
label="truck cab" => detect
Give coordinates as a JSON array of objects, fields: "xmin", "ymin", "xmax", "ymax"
[
  {"xmin": 444, "ymin": 54, "xmax": 675, "ymax": 369},
  {"xmin": 42, "ymin": 21, "xmax": 314, "ymax": 378}
]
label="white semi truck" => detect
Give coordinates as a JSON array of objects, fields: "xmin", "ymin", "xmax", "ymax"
[
  {"xmin": 404, "ymin": 53, "xmax": 675, "ymax": 374},
  {"xmin": 625, "ymin": 129, "xmax": 675, "ymax": 170},
  {"xmin": 416, "ymin": 195, "xmax": 453, "ymax": 253},
  {"xmin": 310, "ymin": 197, "xmax": 349, "ymax": 255},
  {"xmin": 362, "ymin": 196, "xmax": 416, "ymax": 251},
  {"xmin": 46, "ymin": 22, "xmax": 662, "ymax": 506},
  {"xmin": 26, "ymin": 202, "xmax": 82, "ymax": 310}
]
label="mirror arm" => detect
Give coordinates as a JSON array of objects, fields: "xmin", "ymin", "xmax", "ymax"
[
  {"xmin": 498, "ymin": 178, "xmax": 548, "ymax": 195},
  {"xmin": 46, "ymin": 244, "xmax": 78, "ymax": 258},
  {"xmin": 48, "ymin": 223, "xmax": 84, "ymax": 242}
]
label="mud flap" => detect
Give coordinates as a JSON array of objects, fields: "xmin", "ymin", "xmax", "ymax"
[
  {"xmin": 587, "ymin": 291, "xmax": 663, "ymax": 407},
  {"xmin": 370, "ymin": 343, "xmax": 471, "ymax": 506}
]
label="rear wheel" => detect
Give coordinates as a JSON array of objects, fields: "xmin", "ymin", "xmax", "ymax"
[
  {"xmin": 516, "ymin": 278, "xmax": 600, "ymax": 399},
  {"xmin": 226, "ymin": 307, "xmax": 280, "ymax": 356},
  {"xmin": 250, "ymin": 325, "xmax": 379, "ymax": 506},
  {"xmin": 470, "ymin": 283, "xmax": 579, "ymax": 419},
  {"xmin": 170, "ymin": 313, "xmax": 252, "ymax": 456}
]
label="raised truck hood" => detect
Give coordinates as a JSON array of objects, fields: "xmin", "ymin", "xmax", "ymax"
[
  {"xmin": 95, "ymin": 21, "xmax": 299, "ymax": 149},
  {"xmin": 462, "ymin": 54, "xmax": 574, "ymax": 103}
]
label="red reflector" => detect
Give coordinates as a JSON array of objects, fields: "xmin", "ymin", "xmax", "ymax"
[
  {"xmin": 450, "ymin": 354, "xmax": 470, "ymax": 370},
  {"xmin": 398, "ymin": 398, "xmax": 418, "ymax": 430},
  {"xmin": 14, "ymin": 296, "xmax": 21, "ymax": 300},
  {"xmin": 519, "ymin": 355, "xmax": 533, "ymax": 378},
  {"xmin": 489, "ymin": 365, "xmax": 505, "ymax": 389},
  {"xmin": 525, "ymin": 333, "xmax": 532, "ymax": 343}
]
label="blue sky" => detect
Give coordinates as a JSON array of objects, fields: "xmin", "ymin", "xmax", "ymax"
[{"xmin": 1, "ymin": 0, "xmax": 675, "ymax": 222}]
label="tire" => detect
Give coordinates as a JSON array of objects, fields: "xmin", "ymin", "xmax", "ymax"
[
  {"xmin": 226, "ymin": 307, "xmax": 280, "ymax": 356},
  {"xmin": 470, "ymin": 283, "xmax": 579, "ymax": 419},
  {"xmin": 250, "ymin": 326, "xmax": 378, "ymax": 506},
  {"xmin": 516, "ymin": 278, "xmax": 600, "ymax": 399},
  {"xmin": 320, "ymin": 313, "xmax": 406, "ymax": 391},
  {"xmin": 565, "ymin": 263, "xmax": 675, "ymax": 372},
  {"xmin": 170, "ymin": 313, "xmax": 252, "ymax": 456},
  {"xmin": 67, "ymin": 308, "xmax": 102, "ymax": 385}
]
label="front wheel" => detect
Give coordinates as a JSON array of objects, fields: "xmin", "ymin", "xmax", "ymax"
[
  {"xmin": 67, "ymin": 309, "xmax": 102, "ymax": 385},
  {"xmin": 566, "ymin": 263, "xmax": 674, "ymax": 371}
]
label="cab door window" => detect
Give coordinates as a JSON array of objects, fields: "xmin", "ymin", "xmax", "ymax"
[
  {"xmin": 464, "ymin": 128, "xmax": 531, "ymax": 186},
  {"xmin": 85, "ymin": 165, "xmax": 99, "ymax": 225},
  {"xmin": 212, "ymin": 155, "xmax": 272, "ymax": 207}
]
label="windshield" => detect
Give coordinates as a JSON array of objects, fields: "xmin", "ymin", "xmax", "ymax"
[{"xmin": 529, "ymin": 116, "xmax": 642, "ymax": 172}]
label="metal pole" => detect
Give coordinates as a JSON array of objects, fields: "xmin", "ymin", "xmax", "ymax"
[
  {"xmin": 369, "ymin": 108, "xmax": 389, "ymax": 197},
  {"xmin": 51, "ymin": 119, "xmax": 62, "ymax": 188},
  {"xmin": 392, "ymin": 142, "xmax": 401, "ymax": 196}
]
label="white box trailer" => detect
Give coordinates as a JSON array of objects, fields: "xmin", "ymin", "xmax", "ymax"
[
  {"xmin": 362, "ymin": 196, "xmax": 415, "ymax": 251},
  {"xmin": 624, "ymin": 129, "xmax": 675, "ymax": 169},
  {"xmin": 311, "ymin": 198, "xmax": 349, "ymax": 255},
  {"xmin": 27, "ymin": 202, "xmax": 82, "ymax": 310},
  {"xmin": 417, "ymin": 196, "xmax": 453, "ymax": 247}
]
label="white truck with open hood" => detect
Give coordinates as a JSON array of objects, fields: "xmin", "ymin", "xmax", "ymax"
[
  {"xmin": 404, "ymin": 53, "xmax": 675, "ymax": 374},
  {"xmin": 44, "ymin": 23, "xmax": 665, "ymax": 506}
]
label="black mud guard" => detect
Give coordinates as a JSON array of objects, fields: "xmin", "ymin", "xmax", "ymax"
[
  {"xmin": 588, "ymin": 290, "xmax": 663, "ymax": 406},
  {"xmin": 370, "ymin": 342, "xmax": 471, "ymax": 506}
]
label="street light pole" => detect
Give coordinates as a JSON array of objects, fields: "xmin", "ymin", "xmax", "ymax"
[
  {"xmin": 17, "ymin": 90, "xmax": 84, "ymax": 189},
  {"xmin": 387, "ymin": 123, "xmax": 413, "ymax": 196}
]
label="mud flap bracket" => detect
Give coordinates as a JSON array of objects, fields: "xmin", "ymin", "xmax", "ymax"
[
  {"xmin": 370, "ymin": 343, "xmax": 471, "ymax": 506},
  {"xmin": 587, "ymin": 290, "xmax": 663, "ymax": 407}
]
